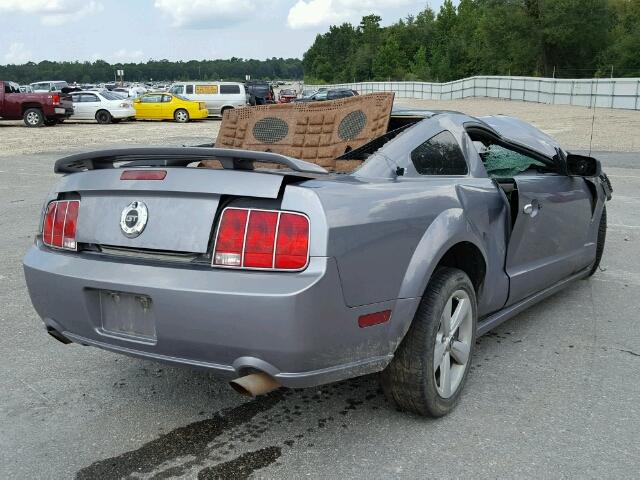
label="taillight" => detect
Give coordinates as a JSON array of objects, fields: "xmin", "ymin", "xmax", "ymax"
[
  {"xmin": 42, "ymin": 200, "xmax": 80, "ymax": 251},
  {"xmin": 120, "ymin": 170, "xmax": 167, "ymax": 180},
  {"xmin": 51, "ymin": 94, "xmax": 60, "ymax": 105},
  {"xmin": 213, "ymin": 208, "xmax": 309, "ymax": 271}
]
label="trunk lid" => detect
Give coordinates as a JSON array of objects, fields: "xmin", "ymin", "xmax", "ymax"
[{"xmin": 55, "ymin": 168, "xmax": 286, "ymax": 253}]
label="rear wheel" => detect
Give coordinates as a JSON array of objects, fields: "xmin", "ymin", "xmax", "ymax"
[
  {"xmin": 588, "ymin": 205, "xmax": 607, "ymax": 276},
  {"xmin": 220, "ymin": 106, "xmax": 232, "ymax": 117},
  {"xmin": 174, "ymin": 109, "xmax": 189, "ymax": 123},
  {"xmin": 95, "ymin": 110, "xmax": 112, "ymax": 124},
  {"xmin": 381, "ymin": 267, "xmax": 477, "ymax": 417},
  {"xmin": 23, "ymin": 108, "xmax": 44, "ymax": 127}
]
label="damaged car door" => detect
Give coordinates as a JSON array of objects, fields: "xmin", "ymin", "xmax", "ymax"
[{"xmin": 500, "ymin": 150, "xmax": 594, "ymax": 304}]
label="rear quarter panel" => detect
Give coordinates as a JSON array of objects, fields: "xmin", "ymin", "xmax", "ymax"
[{"xmin": 299, "ymin": 176, "xmax": 510, "ymax": 316}]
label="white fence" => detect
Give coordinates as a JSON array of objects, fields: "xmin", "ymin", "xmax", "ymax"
[{"xmin": 306, "ymin": 76, "xmax": 640, "ymax": 110}]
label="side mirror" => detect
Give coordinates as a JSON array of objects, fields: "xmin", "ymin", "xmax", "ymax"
[{"xmin": 566, "ymin": 154, "xmax": 601, "ymax": 177}]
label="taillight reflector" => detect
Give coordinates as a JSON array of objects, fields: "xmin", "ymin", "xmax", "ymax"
[
  {"xmin": 120, "ymin": 170, "xmax": 167, "ymax": 180},
  {"xmin": 51, "ymin": 94, "xmax": 60, "ymax": 105},
  {"xmin": 358, "ymin": 310, "xmax": 392, "ymax": 328},
  {"xmin": 42, "ymin": 200, "xmax": 80, "ymax": 251},
  {"xmin": 213, "ymin": 208, "xmax": 309, "ymax": 271},
  {"xmin": 275, "ymin": 213, "xmax": 309, "ymax": 270},
  {"xmin": 244, "ymin": 210, "xmax": 278, "ymax": 268}
]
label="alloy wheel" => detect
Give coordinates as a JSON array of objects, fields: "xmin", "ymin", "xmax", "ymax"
[{"xmin": 433, "ymin": 289, "xmax": 473, "ymax": 398}]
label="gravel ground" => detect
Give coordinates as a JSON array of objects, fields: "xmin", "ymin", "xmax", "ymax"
[
  {"xmin": 1, "ymin": 98, "xmax": 639, "ymax": 155},
  {"xmin": 1, "ymin": 100, "xmax": 639, "ymax": 479}
]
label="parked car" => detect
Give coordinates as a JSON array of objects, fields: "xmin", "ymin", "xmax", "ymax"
[
  {"xmin": 278, "ymin": 89, "xmax": 297, "ymax": 103},
  {"xmin": 69, "ymin": 91, "xmax": 135, "ymax": 124},
  {"xmin": 245, "ymin": 81, "xmax": 275, "ymax": 105},
  {"xmin": 133, "ymin": 92, "xmax": 208, "ymax": 122},
  {"xmin": 30, "ymin": 80, "xmax": 69, "ymax": 92},
  {"xmin": 1, "ymin": 80, "xmax": 73, "ymax": 126},
  {"xmin": 112, "ymin": 86, "xmax": 146, "ymax": 98},
  {"xmin": 169, "ymin": 82, "xmax": 246, "ymax": 116},
  {"xmin": 296, "ymin": 88, "xmax": 357, "ymax": 103},
  {"xmin": 23, "ymin": 108, "xmax": 611, "ymax": 417}
]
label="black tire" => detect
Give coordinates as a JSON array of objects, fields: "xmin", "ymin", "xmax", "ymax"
[
  {"xmin": 23, "ymin": 108, "xmax": 44, "ymax": 127},
  {"xmin": 95, "ymin": 110, "xmax": 112, "ymax": 124},
  {"xmin": 588, "ymin": 205, "xmax": 607, "ymax": 276},
  {"xmin": 381, "ymin": 267, "xmax": 477, "ymax": 417},
  {"xmin": 220, "ymin": 106, "xmax": 232, "ymax": 117},
  {"xmin": 43, "ymin": 118, "xmax": 58, "ymax": 126},
  {"xmin": 174, "ymin": 109, "xmax": 189, "ymax": 123}
]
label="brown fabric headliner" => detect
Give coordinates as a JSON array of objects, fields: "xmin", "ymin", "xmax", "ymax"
[{"xmin": 212, "ymin": 93, "xmax": 394, "ymax": 172}]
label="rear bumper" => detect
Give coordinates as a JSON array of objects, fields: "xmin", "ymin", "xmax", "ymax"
[
  {"xmin": 110, "ymin": 107, "xmax": 136, "ymax": 119},
  {"xmin": 23, "ymin": 246, "xmax": 417, "ymax": 387}
]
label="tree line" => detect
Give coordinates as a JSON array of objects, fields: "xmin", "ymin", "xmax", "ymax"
[
  {"xmin": 0, "ymin": 57, "xmax": 303, "ymax": 84},
  {"xmin": 303, "ymin": 0, "xmax": 640, "ymax": 83}
]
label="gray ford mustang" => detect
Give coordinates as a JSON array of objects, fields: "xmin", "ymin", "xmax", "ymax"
[{"xmin": 23, "ymin": 109, "xmax": 611, "ymax": 417}]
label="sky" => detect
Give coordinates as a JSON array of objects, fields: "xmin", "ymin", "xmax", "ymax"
[{"xmin": 0, "ymin": 0, "xmax": 447, "ymax": 65}]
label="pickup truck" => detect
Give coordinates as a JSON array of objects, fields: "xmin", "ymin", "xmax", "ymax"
[{"xmin": 1, "ymin": 80, "xmax": 73, "ymax": 127}]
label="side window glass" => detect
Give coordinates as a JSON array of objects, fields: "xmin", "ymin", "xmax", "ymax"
[
  {"xmin": 85, "ymin": 94, "xmax": 99, "ymax": 102},
  {"xmin": 220, "ymin": 85, "xmax": 240, "ymax": 94},
  {"xmin": 411, "ymin": 130, "xmax": 468, "ymax": 176},
  {"xmin": 480, "ymin": 144, "xmax": 546, "ymax": 177},
  {"xmin": 162, "ymin": 95, "xmax": 172, "ymax": 103},
  {"xmin": 186, "ymin": 85, "xmax": 193, "ymax": 94},
  {"xmin": 171, "ymin": 85, "xmax": 184, "ymax": 94}
]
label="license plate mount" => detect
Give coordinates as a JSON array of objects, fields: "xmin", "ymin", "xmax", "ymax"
[{"xmin": 99, "ymin": 290, "xmax": 156, "ymax": 342}]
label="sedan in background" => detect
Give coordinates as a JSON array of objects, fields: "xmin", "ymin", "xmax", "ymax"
[
  {"xmin": 278, "ymin": 89, "xmax": 297, "ymax": 103},
  {"xmin": 69, "ymin": 91, "xmax": 135, "ymax": 124},
  {"xmin": 133, "ymin": 93, "xmax": 208, "ymax": 123},
  {"xmin": 295, "ymin": 88, "xmax": 358, "ymax": 103}
]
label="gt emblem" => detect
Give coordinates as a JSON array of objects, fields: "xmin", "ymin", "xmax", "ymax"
[{"xmin": 120, "ymin": 201, "xmax": 148, "ymax": 238}]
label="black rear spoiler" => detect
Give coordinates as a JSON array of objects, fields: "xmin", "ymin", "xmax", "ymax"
[{"xmin": 54, "ymin": 146, "xmax": 328, "ymax": 175}]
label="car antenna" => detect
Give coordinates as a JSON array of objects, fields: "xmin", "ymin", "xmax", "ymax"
[{"xmin": 588, "ymin": 80, "xmax": 598, "ymax": 157}]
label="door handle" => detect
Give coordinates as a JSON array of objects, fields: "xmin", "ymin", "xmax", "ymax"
[{"xmin": 523, "ymin": 199, "xmax": 540, "ymax": 217}]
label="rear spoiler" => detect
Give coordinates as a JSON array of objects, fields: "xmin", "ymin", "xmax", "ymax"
[{"xmin": 53, "ymin": 146, "xmax": 329, "ymax": 175}]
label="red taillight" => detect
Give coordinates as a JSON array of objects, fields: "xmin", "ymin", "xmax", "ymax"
[
  {"xmin": 358, "ymin": 310, "xmax": 392, "ymax": 328},
  {"xmin": 214, "ymin": 208, "xmax": 248, "ymax": 266},
  {"xmin": 120, "ymin": 170, "xmax": 167, "ymax": 180},
  {"xmin": 243, "ymin": 210, "xmax": 278, "ymax": 268},
  {"xmin": 275, "ymin": 213, "xmax": 309, "ymax": 270},
  {"xmin": 213, "ymin": 208, "xmax": 309, "ymax": 271},
  {"xmin": 42, "ymin": 200, "xmax": 80, "ymax": 251},
  {"xmin": 51, "ymin": 94, "xmax": 60, "ymax": 105}
]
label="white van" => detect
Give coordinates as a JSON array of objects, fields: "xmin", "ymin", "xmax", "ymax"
[
  {"xmin": 30, "ymin": 80, "xmax": 69, "ymax": 92},
  {"xmin": 169, "ymin": 82, "xmax": 247, "ymax": 116}
]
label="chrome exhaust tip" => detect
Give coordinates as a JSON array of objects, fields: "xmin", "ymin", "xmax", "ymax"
[{"xmin": 229, "ymin": 372, "xmax": 281, "ymax": 397}]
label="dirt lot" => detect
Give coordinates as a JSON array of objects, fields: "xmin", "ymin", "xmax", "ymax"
[{"xmin": 1, "ymin": 98, "xmax": 639, "ymax": 156}]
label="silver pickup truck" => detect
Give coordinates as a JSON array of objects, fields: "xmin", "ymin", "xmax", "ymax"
[{"xmin": 23, "ymin": 109, "xmax": 611, "ymax": 417}]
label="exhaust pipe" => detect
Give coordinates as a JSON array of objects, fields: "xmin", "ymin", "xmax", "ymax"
[
  {"xmin": 47, "ymin": 327, "xmax": 72, "ymax": 345},
  {"xmin": 230, "ymin": 372, "xmax": 281, "ymax": 397}
]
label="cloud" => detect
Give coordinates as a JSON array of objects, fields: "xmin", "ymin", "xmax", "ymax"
[
  {"xmin": 154, "ymin": 0, "xmax": 254, "ymax": 28},
  {"xmin": 0, "ymin": 0, "xmax": 103, "ymax": 26},
  {"xmin": 3, "ymin": 42, "xmax": 33, "ymax": 65},
  {"xmin": 287, "ymin": 0, "xmax": 414, "ymax": 29},
  {"xmin": 111, "ymin": 49, "xmax": 145, "ymax": 63}
]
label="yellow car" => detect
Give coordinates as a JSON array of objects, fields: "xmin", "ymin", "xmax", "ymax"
[{"xmin": 133, "ymin": 93, "xmax": 208, "ymax": 122}]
